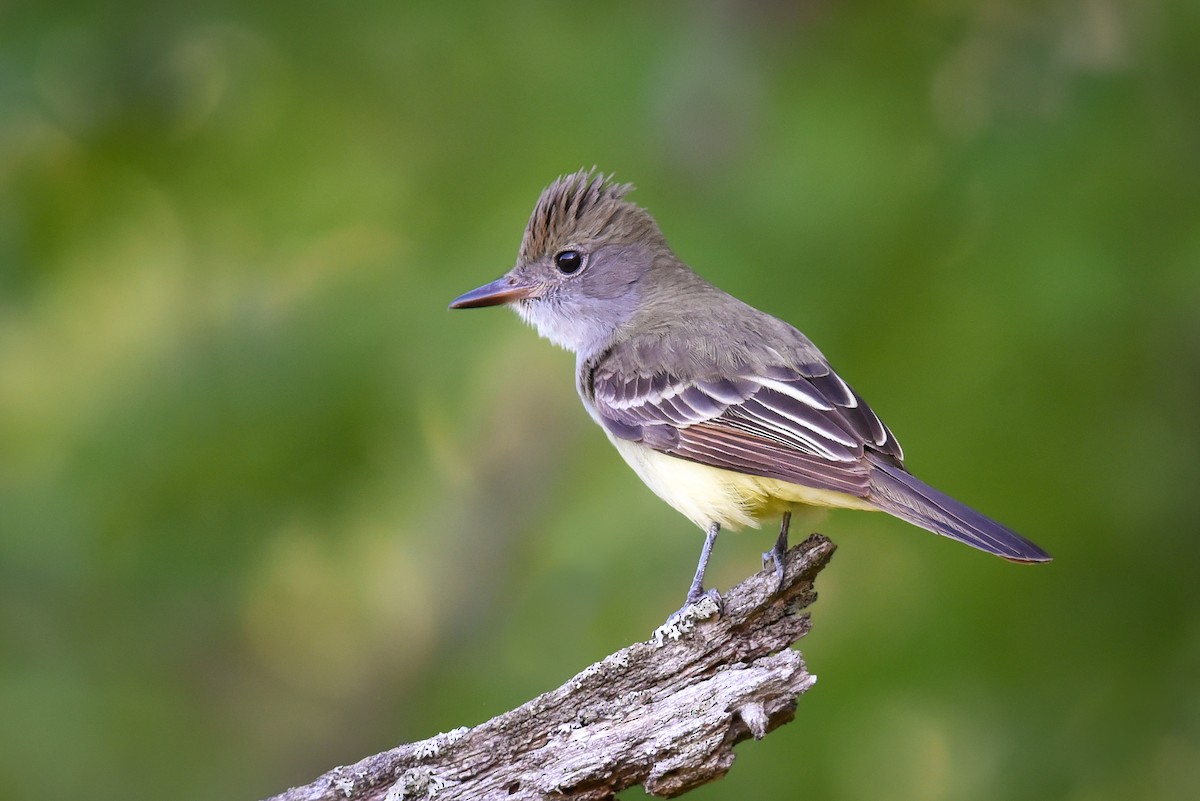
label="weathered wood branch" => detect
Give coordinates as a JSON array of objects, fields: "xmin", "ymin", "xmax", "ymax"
[{"xmin": 265, "ymin": 534, "xmax": 836, "ymax": 801}]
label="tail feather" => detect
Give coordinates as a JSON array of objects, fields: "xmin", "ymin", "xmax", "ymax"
[{"xmin": 866, "ymin": 454, "xmax": 1051, "ymax": 562}]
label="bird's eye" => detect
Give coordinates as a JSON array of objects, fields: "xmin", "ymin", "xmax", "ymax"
[{"xmin": 555, "ymin": 250, "xmax": 583, "ymax": 275}]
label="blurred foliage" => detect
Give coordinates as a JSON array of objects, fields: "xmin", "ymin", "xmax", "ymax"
[{"xmin": 1, "ymin": 1, "xmax": 1198, "ymax": 799}]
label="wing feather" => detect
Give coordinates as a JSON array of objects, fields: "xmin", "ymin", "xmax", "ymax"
[
  {"xmin": 590, "ymin": 361, "xmax": 903, "ymax": 497},
  {"xmin": 679, "ymin": 423, "xmax": 870, "ymax": 496}
]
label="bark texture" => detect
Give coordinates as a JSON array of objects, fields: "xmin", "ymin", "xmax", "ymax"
[{"xmin": 265, "ymin": 534, "xmax": 835, "ymax": 801}]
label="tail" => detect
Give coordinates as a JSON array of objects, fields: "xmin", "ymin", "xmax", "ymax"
[{"xmin": 866, "ymin": 453, "xmax": 1051, "ymax": 562}]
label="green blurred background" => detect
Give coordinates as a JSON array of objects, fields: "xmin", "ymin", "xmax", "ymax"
[{"xmin": 2, "ymin": 1, "xmax": 1198, "ymax": 799}]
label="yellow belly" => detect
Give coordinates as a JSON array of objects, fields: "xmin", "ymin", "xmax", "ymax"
[{"xmin": 608, "ymin": 436, "xmax": 878, "ymax": 531}]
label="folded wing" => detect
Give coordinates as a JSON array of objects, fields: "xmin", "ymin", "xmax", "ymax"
[{"xmin": 591, "ymin": 361, "xmax": 902, "ymax": 499}]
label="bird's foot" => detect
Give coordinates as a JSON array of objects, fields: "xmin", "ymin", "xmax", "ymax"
[
  {"xmin": 762, "ymin": 537, "xmax": 788, "ymax": 595},
  {"xmin": 652, "ymin": 588, "xmax": 721, "ymax": 646},
  {"xmin": 686, "ymin": 585, "xmax": 722, "ymax": 610}
]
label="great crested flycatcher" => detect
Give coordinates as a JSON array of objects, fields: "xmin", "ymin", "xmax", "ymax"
[{"xmin": 451, "ymin": 170, "xmax": 1050, "ymax": 611}]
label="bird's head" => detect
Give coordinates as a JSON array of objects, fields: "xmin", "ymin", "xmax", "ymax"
[{"xmin": 450, "ymin": 170, "xmax": 674, "ymax": 355}]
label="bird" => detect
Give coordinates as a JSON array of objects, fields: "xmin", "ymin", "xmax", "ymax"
[{"xmin": 450, "ymin": 170, "xmax": 1050, "ymax": 613}]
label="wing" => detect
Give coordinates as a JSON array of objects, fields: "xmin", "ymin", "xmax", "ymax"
[
  {"xmin": 589, "ymin": 355, "xmax": 1052, "ymax": 562},
  {"xmin": 589, "ymin": 360, "xmax": 903, "ymax": 499}
]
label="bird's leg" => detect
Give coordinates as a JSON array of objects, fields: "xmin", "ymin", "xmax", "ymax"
[
  {"xmin": 653, "ymin": 523, "xmax": 724, "ymax": 639},
  {"xmin": 684, "ymin": 522, "xmax": 722, "ymax": 607},
  {"xmin": 762, "ymin": 510, "xmax": 791, "ymax": 594}
]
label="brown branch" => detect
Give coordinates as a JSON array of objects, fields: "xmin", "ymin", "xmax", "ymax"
[{"xmin": 265, "ymin": 534, "xmax": 836, "ymax": 801}]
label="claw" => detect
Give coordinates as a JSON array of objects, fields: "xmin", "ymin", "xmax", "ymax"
[
  {"xmin": 685, "ymin": 586, "xmax": 722, "ymax": 610},
  {"xmin": 654, "ymin": 588, "xmax": 722, "ymax": 645}
]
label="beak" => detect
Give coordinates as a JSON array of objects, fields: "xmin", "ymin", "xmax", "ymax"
[{"xmin": 448, "ymin": 275, "xmax": 538, "ymax": 309}]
